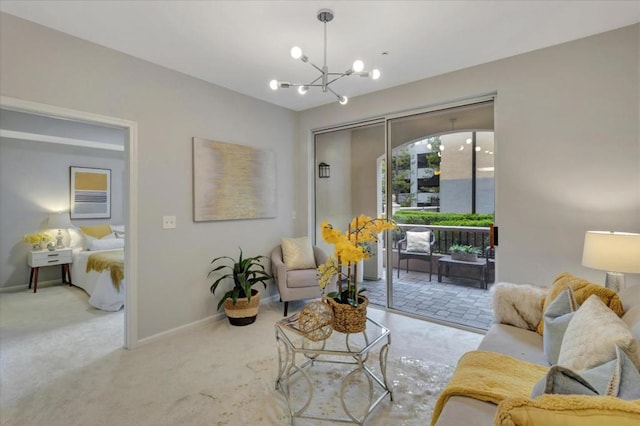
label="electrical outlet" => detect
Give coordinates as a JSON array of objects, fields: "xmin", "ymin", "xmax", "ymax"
[{"xmin": 162, "ymin": 215, "xmax": 176, "ymax": 229}]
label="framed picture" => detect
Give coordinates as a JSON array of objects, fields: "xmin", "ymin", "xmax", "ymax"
[
  {"xmin": 70, "ymin": 166, "xmax": 111, "ymax": 219},
  {"xmin": 193, "ymin": 138, "xmax": 276, "ymax": 221}
]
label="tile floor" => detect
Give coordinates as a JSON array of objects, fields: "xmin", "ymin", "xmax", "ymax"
[{"xmin": 363, "ymin": 269, "xmax": 494, "ymax": 331}]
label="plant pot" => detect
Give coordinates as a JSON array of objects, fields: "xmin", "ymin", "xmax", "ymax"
[
  {"xmin": 451, "ymin": 253, "xmax": 478, "ymax": 262},
  {"xmin": 324, "ymin": 295, "xmax": 368, "ymax": 334},
  {"xmin": 223, "ymin": 289, "xmax": 260, "ymax": 326}
]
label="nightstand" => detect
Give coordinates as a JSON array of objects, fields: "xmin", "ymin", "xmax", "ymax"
[{"xmin": 28, "ymin": 248, "xmax": 72, "ymax": 293}]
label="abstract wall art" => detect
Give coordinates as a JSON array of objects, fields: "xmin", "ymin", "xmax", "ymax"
[
  {"xmin": 193, "ymin": 137, "xmax": 276, "ymax": 221},
  {"xmin": 70, "ymin": 166, "xmax": 111, "ymax": 219}
]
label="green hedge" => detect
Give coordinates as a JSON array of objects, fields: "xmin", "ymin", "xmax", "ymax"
[{"xmin": 392, "ymin": 211, "xmax": 494, "ymax": 227}]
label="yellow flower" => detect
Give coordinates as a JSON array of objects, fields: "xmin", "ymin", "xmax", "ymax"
[{"xmin": 23, "ymin": 232, "xmax": 52, "ymax": 245}]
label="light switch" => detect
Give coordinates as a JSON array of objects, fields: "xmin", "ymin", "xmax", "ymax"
[{"xmin": 162, "ymin": 216, "xmax": 176, "ymax": 229}]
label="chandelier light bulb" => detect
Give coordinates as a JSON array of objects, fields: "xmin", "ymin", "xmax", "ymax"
[
  {"xmin": 269, "ymin": 79, "xmax": 278, "ymax": 90},
  {"xmin": 475, "ymin": 146, "xmax": 482, "ymax": 152},
  {"xmin": 458, "ymin": 146, "xmax": 464, "ymax": 151},
  {"xmin": 440, "ymin": 145, "xmax": 445, "ymax": 151},
  {"xmin": 339, "ymin": 95, "xmax": 349, "ymax": 105},
  {"xmin": 466, "ymin": 138, "xmax": 472, "ymax": 144},
  {"xmin": 371, "ymin": 69, "xmax": 381, "ymax": 80},
  {"xmin": 352, "ymin": 60, "xmax": 364, "ymax": 73},
  {"xmin": 290, "ymin": 46, "xmax": 303, "ymax": 59},
  {"xmin": 426, "ymin": 143, "xmax": 432, "ymax": 150},
  {"xmin": 298, "ymin": 85, "xmax": 308, "ymax": 95}
]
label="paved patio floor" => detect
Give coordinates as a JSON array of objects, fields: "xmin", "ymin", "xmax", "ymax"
[{"xmin": 362, "ymin": 269, "xmax": 495, "ymax": 331}]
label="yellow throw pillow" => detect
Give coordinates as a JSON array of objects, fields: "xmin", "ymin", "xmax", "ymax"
[
  {"xmin": 281, "ymin": 236, "xmax": 316, "ymax": 270},
  {"xmin": 494, "ymin": 395, "xmax": 640, "ymax": 426},
  {"xmin": 80, "ymin": 224, "xmax": 112, "ymax": 239},
  {"xmin": 536, "ymin": 272, "xmax": 624, "ymax": 335}
]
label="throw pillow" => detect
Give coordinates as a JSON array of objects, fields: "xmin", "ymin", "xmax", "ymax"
[
  {"xmin": 83, "ymin": 232, "xmax": 116, "ymax": 251},
  {"xmin": 532, "ymin": 344, "xmax": 640, "ymax": 400},
  {"xmin": 281, "ymin": 236, "xmax": 316, "ymax": 270},
  {"xmin": 543, "ymin": 287, "xmax": 578, "ymax": 364},
  {"xmin": 558, "ymin": 295, "xmax": 640, "ymax": 372},
  {"xmin": 491, "ymin": 282, "xmax": 549, "ymax": 330},
  {"xmin": 79, "ymin": 224, "xmax": 112, "ymax": 239},
  {"xmin": 405, "ymin": 231, "xmax": 431, "ymax": 253},
  {"xmin": 536, "ymin": 272, "xmax": 624, "ymax": 335},
  {"xmin": 89, "ymin": 238, "xmax": 125, "ymax": 251}
]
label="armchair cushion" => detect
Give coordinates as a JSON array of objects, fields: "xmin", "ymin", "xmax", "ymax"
[
  {"xmin": 281, "ymin": 236, "xmax": 316, "ymax": 270},
  {"xmin": 406, "ymin": 230, "xmax": 432, "ymax": 253}
]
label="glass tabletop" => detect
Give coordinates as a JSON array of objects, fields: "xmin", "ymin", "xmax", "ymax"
[{"xmin": 276, "ymin": 315, "xmax": 390, "ymax": 356}]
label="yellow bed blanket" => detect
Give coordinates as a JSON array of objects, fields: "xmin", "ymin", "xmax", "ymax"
[
  {"xmin": 86, "ymin": 249, "xmax": 124, "ymax": 291},
  {"xmin": 430, "ymin": 350, "xmax": 548, "ymax": 426}
]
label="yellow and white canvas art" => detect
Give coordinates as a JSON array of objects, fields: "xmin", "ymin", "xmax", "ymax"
[{"xmin": 193, "ymin": 138, "xmax": 276, "ymax": 221}]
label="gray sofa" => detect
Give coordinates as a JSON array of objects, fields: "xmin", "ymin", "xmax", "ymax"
[{"xmin": 434, "ymin": 280, "xmax": 640, "ymax": 426}]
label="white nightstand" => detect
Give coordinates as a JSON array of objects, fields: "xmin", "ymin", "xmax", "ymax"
[{"xmin": 28, "ymin": 248, "xmax": 72, "ymax": 293}]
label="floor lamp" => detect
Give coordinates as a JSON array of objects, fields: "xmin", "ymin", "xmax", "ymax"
[{"xmin": 581, "ymin": 231, "xmax": 640, "ymax": 292}]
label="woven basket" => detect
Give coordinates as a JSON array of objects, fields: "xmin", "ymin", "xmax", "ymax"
[
  {"xmin": 324, "ymin": 295, "xmax": 368, "ymax": 334},
  {"xmin": 223, "ymin": 290, "xmax": 260, "ymax": 326}
]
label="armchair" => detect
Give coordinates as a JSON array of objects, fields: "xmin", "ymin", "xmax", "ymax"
[
  {"xmin": 271, "ymin": 245, "xmax": 332, "ymax": 316},
  {"xmin": 396, "ymin": 227, "xmax": 435, "ymax": 280}
]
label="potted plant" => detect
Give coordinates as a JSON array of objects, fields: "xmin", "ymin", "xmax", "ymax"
[
  {"xmin": 317, "ymin": 214, "xmax": 397, "ymax": 333},
  {"xmin": 449, "ymin": 244, "xmax": 482, "ymax": 262},
  {"xmin": 209, "ymin": 248, "xmax": 273, "ymax": 326}
]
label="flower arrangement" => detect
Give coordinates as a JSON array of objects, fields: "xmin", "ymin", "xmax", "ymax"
[
  {"xmin": 318, "ymin": 214, "xmax": 397, "ymax": 307},
  {"xmin": 23, "ymin": 232, "xmax": 53, "ymax": 249}
]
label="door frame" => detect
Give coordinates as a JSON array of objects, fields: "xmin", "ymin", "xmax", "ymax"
[{"xmin": 1, "ymin": 95, "xmax": 139, "ymax": 349}]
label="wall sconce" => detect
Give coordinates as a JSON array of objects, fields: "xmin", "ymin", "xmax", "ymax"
[{"xmin": 318, "ymin": 162, "xmax": 330, "ymax": 179}]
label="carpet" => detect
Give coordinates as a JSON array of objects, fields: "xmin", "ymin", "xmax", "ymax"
[{"xmin": 209, "ymin": 353, "xmax": 455, "ymax": 425}]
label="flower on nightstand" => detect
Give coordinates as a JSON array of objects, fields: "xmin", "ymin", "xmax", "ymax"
[{"xmin": 23, "ymin": 232, "xmax": 53, "ymax": 246}]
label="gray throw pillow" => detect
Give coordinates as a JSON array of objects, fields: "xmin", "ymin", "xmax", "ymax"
[
  {"xmin": 543, "ymin": 287, "xmax": 577, "ymax": 365},
  {"xmin": 532, "ymin": 344, "xmax": 640, "ymax": 400}
]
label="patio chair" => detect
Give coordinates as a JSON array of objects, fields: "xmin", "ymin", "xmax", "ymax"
[{"xmin": 396, "ymin": 227, "xmax": 436, "ymax": 280}]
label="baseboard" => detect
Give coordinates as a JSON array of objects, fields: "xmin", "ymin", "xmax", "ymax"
[
  {"xmin": 0, "ymin": 279, "xmax": 62, "ymax": 293},
  {"xmin": 137, "ymin": 293, "xmax": 280, "ymax": 346}
]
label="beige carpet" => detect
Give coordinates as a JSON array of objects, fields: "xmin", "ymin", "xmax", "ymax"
[{"xmin": 0, "ymin": 286, "xmax": 483, "ymax": 425}]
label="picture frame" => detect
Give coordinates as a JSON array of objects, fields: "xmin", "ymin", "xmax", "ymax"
[{"xmin": 70, "ymin": 166, "xmax": 111, "ymax": 219}]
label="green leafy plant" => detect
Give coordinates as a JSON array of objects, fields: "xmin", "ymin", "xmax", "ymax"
[
  {"xmin": 208, "ymin": 248, "xmax": 273, "ymax": 311},
  {"xmin": 449, "ymin": 244, "xmax": 482, "ymax": 255}
]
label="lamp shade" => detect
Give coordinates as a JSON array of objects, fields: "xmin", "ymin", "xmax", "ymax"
[
  {"xmin": 582, "ymin": 231, "xmax": 640, "ymax": 274},
  {"xmin": 48, "ymin": 211, "xmax": 71, "ymax": 229}
]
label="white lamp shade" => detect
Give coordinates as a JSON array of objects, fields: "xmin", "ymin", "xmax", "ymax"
[
  {"xmin": 582, "ymin": 231, "xmax": 640, "ymax": 274},
  {"xmin": 48, "ymin": 212, "xmax": 71, "ymax": 229}
]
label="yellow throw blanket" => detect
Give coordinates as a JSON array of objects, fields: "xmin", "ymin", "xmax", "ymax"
[
  {"xmin": 431, "ymin": 351, "xmax": 548, "ymax": 426},
  {"xmin": 495, "ymin": 395, "xmax": 640, "ymax": 426},
  {"xmin": 86, "ymin": 249, "xmax": 124, "ymax": 291}
]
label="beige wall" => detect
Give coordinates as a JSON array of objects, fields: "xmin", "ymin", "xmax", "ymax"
[
  {"xmin": 0, "ymin": 13, "xmax": 298, "ymax": 339},
  {"xmin": 298, "ymin": 24, "xmax": 640, "ymax": 287}
]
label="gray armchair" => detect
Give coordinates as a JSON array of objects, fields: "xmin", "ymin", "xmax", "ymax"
[{"xmin": 271, "ymin": 245, "xmax": 334, "ymax": 316}]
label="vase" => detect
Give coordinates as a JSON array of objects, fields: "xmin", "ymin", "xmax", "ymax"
[{"xmin": 324, "ymin": 295, "xmax": 368, "ymax": 333}]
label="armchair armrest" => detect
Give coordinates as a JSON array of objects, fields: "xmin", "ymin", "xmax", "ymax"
[
  {"xmin": 270, "ymin": 246, "xmax": 288, "ymax": 285},
  {"xmin": 491, "ymin": 282, "xmax": 549, "ymax": 331}
]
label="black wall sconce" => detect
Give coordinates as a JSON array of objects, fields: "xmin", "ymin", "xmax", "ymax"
[{"xmin": 318, "ymin": 162, "xmax": 330, "ymax": 178}]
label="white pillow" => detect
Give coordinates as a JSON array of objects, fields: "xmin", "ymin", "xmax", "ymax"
[
  {"xmin": 84, "ymin": 232, "xmax": 116, "ymax": 251},
  {"xmin": 111, "ymin": 225, "xmax": 125, "ymax": 233},
  {"xmin": 88, "ymin": 237, "xmax": 124, "ymax": 251},
  {"xmin": 281, "ymin": 236, "xmax": 316, "ymax": 270},
  {"xmin": 558, "ymin": 295, "xmax": 640, "ymax": 372},
  {"xmin": 405, "ymin": 231, "xmax": 431, "ymax": 253},
  {"xmin": 68, "ymin": 228, "xmax": 84, "ymax": 249}
]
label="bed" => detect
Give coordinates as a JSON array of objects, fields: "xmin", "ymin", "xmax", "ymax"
[{"xmin": 70, "ymin": 247, "xmax": 125, "ymax": 312}]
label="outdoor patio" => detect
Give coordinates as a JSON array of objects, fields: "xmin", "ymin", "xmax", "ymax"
[{"xmin": 363, "ymin": 269, "xmax": 494, "ymax": 331}]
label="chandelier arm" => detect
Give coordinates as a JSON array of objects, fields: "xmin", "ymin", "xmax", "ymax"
[
  {"xmin": 325, "ymin": 86, "xmax": 342, "ymax": 98},
  {"xmin": 326, "ymin": 73, "xmax": 350, "ymax": 86},
  {"xmin": 305, "ymin": 60, "xmax": 324, "ymax": 74}
]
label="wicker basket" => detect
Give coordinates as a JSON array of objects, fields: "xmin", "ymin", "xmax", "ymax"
[{"xmin": 324, "ymin": 295, "xmax": 368, "ymax": 334}]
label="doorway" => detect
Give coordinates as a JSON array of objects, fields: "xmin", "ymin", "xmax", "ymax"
[{"xmin": 0, "ymin": 95, "xmax": 138, "ymax": 348}]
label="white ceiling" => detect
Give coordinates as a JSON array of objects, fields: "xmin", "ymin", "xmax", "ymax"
[{"xmin": 1, "ymin": 1, "xmax": 639, "ymax": 111}]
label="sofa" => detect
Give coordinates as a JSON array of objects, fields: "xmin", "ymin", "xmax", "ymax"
[{"xmin": 433, "ymin": 272, "xmax": 640, "ymax": 426}]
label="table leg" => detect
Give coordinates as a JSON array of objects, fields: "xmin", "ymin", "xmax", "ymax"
[
  {"xmin": 63, "ymin": 264, "xmax": 72, "ymax": 285},
  {"xmin": 29, "ymin": 268, "xmax": 34, "ymax": 289},
  {"xmin": 437, "ymin": 261, "xmax": 443, "ymax": 283},
  {"xmin": 33, "ymin": 267, "xmax": 39, "ymax": 293}
]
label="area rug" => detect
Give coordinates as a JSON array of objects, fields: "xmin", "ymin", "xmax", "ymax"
[{"xmin": 207, "ymin": 353, "xmax": 455, "ymax": 425}]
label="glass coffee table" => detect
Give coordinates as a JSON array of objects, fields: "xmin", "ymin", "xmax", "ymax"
[{"xmin": 275, "ymin": 315, "xmax": 393, "ymax": 425}]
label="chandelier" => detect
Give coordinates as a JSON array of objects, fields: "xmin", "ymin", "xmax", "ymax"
[{"xmin": 269, "ymin": 9, "xmax": 381, "ymax": 105}]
